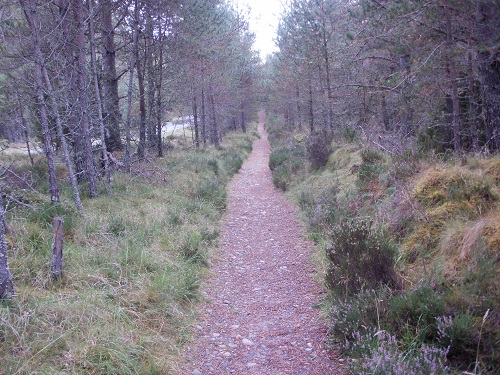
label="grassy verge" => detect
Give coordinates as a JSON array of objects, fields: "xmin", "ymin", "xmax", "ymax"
[
  {"xmin": 267, "ymin": 116, "xmax": 499, "ymax": 374},
  {"xmin": 0, "ymin": 128, "xmax": 257, "ymax": 374}
]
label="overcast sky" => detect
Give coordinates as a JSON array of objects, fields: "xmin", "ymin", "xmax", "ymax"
[{"xmin": 234, "ymin": 0, "xmax": 284, "ymax": 58}]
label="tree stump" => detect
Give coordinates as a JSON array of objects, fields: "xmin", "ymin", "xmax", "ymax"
[{"xmin": 51, "ymin": 216, "xmax": 64, "ymax": 280}]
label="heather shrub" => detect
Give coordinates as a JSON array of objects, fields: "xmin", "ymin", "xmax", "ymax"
[
  {"xmin": 348, "ymin": 330, "xmax": 450, "ymax": 375},
  {"xmin": 306, "ymin": 131, "xmax": 332, "ymax": 169},
  {"xmin": 436, "ymin": 312, "xmax": 476, "ymax": 361},
  {"xmin": 325, "ymin": 218, "xmax": 396, "ymax": 297},
  {"xmin": 330, "ymin": 288, "xmax": 391, "ymax": 344},
  {"xmin": 306, "ymin": 184, "xmax": 341, "ymax": 233},
  {"xmin": 357, "ymin": 149, "xmax": 385, "ymax": 190},
  {"xmin": 388, "ymin": 284, "xmax": 445, "ymax": 347},
  {"xmin": 269, "ymin": 144, "xmax": 306, "ymax": 191}
]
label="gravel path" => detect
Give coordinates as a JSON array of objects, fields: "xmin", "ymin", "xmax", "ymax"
[{"xmin": 178, "ymin": 111, "xmax": 342, "ymax": 375}]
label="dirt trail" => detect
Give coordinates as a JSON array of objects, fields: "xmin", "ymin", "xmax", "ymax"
[{"xmin": 179, "ymin": 111, "xmax": 341, "ymax": 374}]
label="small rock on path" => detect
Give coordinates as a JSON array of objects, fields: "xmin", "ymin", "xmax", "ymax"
[{"xmin": 177, "ymin": 111, "xmax": 342, "ymax": 374}]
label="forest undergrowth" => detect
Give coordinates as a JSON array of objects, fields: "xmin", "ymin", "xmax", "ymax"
[
  {"xmin": 0, "ymin": 128, "xmax": 257, "ymax": 374},
  {"xmin": 267, "ymin": 115, "xmax": 499, "ymax": 374}
]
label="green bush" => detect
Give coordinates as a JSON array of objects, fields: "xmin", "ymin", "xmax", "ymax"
[
  {"xmin": 269, "ymin": 144, "xmax": 306, "ymax": 191},
  {"xmin": 325, "ymin": 218, "xmax": 396, "ymax": 297},
  {"xmin": 269, "ymin": 147, "xmax": 291, "ymax": 171},
  {"xmin": 357, "ymin": 149, "xmax": 385, "ymax": 190},
  {"xmin": 306, "ymin": 131, "xmax": 332, "ymax": 169},
  {"xmin": 329, "ymin": 288, "xmax": 391, "ymax": 345},
  {"xmin": 306, "ymin": 185, "xmax": 341, "ymax": 233},
  {"xmin": 389, "ymin": 285, "xmax": 445, "ymax": 347},
  {"xmin": 436, "ymin": 312, "xmax": 476, "ymax": 361},
  {"xmin": 360, "ymin": 149, "xmax": 384, "ymax": 164}
]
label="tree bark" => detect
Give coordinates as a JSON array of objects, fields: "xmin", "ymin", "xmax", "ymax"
[
  {"xmin": 20, "ymin": 0, "xmax": 60, "ymax": 204},
  {"xmin": 296, "ymin": 85, "xmax": 302, "ymax": 131},
  {"xmin": 468, "ymin": 47, "xmax": 478, "ymax": 151},
  {"xmin": 321, "ymin": 22, "xmax": 334, "ymax": 129},
  {"xmin": 0, "ymin": 192, "xmax": 14, "ymax": 299},
  {"xmin": 17, "ymin": 94, "xmax": 34, "ymax": 166},
  {"xmin": 136, "ymin": 52, "xmax": 146, "ymax": 159},
  {"xmin": 124, "ymin": 0, "xmax": 139, "ymax": 172},
  {"xmin": 51, "ymin": 217, "xmax": 64, "ymax": 280},
  {"xmin": 42, "ymin": 66, "xmax": 84, "ymax": 214},
  {"xmin": 201, "ymin": 82, "xmax": 207, "ymax": 146},
  {"xmin": 145, "ymin": 6, "xmax": 156, "ymax": 149},
  {"xmin": 477, "ymin": 1, "xmax": 500, "ymax": 151},
  {"xmin": 89, "ymin": 0, "xmax": 111, "ymax": 194},
  {"xmin": 444, "ymin": 0, "xmax": 462, "ymax": 154},
  {"xmin": 193, "ymin": 93, "xmax": 200, "ymax": 148},
  {"xmin": 135, "ymin": 1, "xmax": 146, "ymax": 159},
  {"xmin": 73, "ymin": 0, "xmax": 98, "ymax": 197},
  {"xmin": 209, "ymin": 91, "xmax": 219, "ymax": 147},
  {"xmin": 100, "ymin": 0, "xmax": 122, "ymax": 151},
  {"xmin": 156, "ymin": 22, "xmax": 164, "ymax": 157},
  {"xmin": 308, "ymin": 80, "xmax": 314, "ymax": 132}
]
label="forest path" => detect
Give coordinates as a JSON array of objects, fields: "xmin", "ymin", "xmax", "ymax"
[{"xmin": 178, "ymin": 111, "xmax": 340, "ymax": 374}]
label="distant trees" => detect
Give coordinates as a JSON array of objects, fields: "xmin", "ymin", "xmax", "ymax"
[
  {"xmin": 0, "ymin": 0, "xmax": 259, "ymax": 213},
  {"xmin": 269, "ymin": 0, "xmax": 500, "ymax": 154}
]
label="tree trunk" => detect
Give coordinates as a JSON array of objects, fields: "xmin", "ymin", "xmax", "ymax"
[
  {"xmin": 308, "ymin": 80, "xmax": 314, "ymax": 132},
  {"xmin": 444, "ymin": 0, "xmax": 462, "ymax": 154},
  {"xmin": 381, "ymin": 92, "xmax": 390, "ymax": 131},
  {"xmin": 17, "ymin": 95, "xmax": 34, "ymax": 166},
  {"xmin": 156, "ymin": 23, "xmax": 164, "ymax": 157},
  {"xmin": 296, "ymin": 85, "xmax": 302, "ymax": 131},
  {"xmin": 193, "ymin": 93, "xmax": 200, "ymax": 148},
  {"xmin": 100, "ymin": 0, "xmax": 122, "ymax": 151},
  {"xmin": 209, "ymin": 91, "xmax": 219, "ymax": 147},
  {"xmin": 89, "ymin": 0, "xmax": 111, "ymax": 194},
  {"xmin": 43, "ymin": 66, "xmax": 84, "ymax": 214},
  {"xmin": 322, "ymin": 23, "xmax": 334, "ymax": 129},
  {"xmin": 201, "ymin": 82, "xmax": 207, "ymax": 146},
  {"xmin": 240, "ymin": 101, "xmax": 246, "ymax": 133},
  {"xmin": 145, "ymin": 7, "xmax": 156, "ymax": 149},
  {"xmin": 468, "ymin": 47, "xmax": 479, "ymax": 151},
  {"xmin": 136, "ymin": 55, "xmax": 146, "ymax": 159},
  {"xmin": 0, "ymin": 192, "xmax": 14, "ymax": 299},
  {"xmin": 21, "ymin": 0, "xmax": 60, "ymax": 204},
  {"xmin": 57, "ymin": 0, "xmax": 85, "ymax": 183},
  {"xmin": 135, "ymin": 4, "xmax": 146, "ymax": 159},
  {"xmin": 51, "ymin": 217, "xmax": 64, "ymax": 280},
  {"xmin": 124, "ymin": 0, "xmax": 139, "ymax": 172},
  {"xmin": 399, "ymin": 53, "xmax": 413, "ymax": 135},
  {"xmin": 73, "ymin": 0, "xmax": 98, "ymax": 197},
  {"xmin": 477, "ymin": 2, "xmax": 500, "ymax": 151}
]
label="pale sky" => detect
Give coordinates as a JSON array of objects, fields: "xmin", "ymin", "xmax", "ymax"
[{"xmin": 234, "ymin": 0, "xmax": 284, "ymax": 58}]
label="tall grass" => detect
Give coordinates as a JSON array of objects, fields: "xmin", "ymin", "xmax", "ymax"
[{"xmin": 0, "ymin": 129, "xmax": 256, "ymax": 373}]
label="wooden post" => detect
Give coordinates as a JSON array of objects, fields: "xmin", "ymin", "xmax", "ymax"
[{"xmin": 51, "ymin": 217, "xmax": 64, "ymax": 280}]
